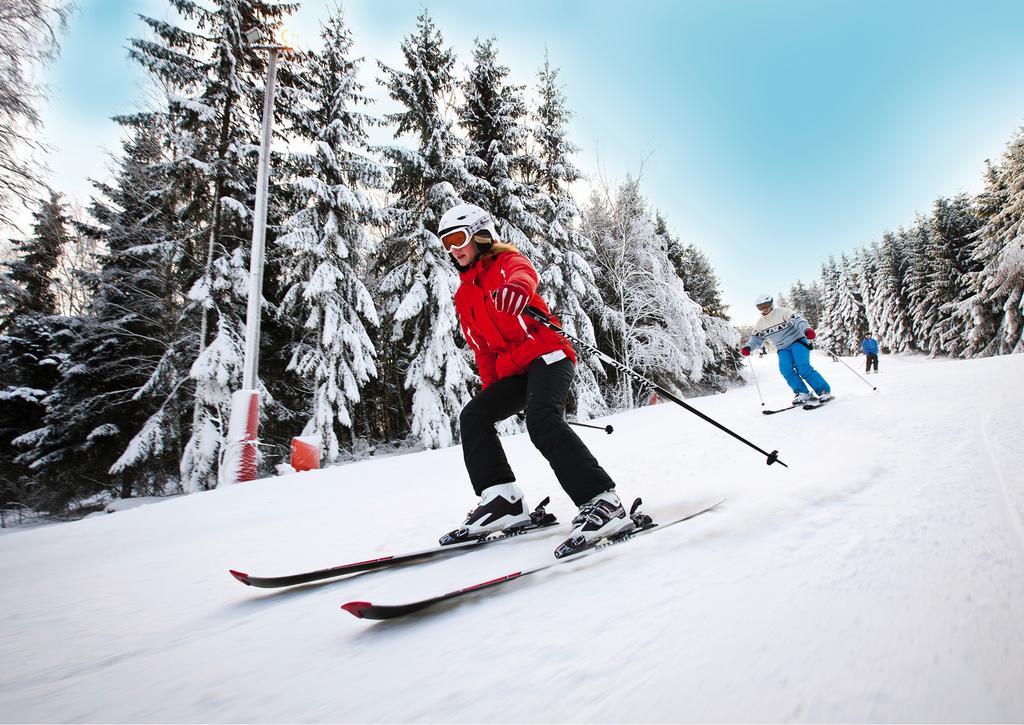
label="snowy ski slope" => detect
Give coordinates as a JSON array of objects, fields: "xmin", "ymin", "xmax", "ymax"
[{"xmin": 1, "ymin": 353, "xmax": 1022, "ymax": 722}]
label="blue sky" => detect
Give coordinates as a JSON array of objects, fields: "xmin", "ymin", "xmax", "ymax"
[{"xmin": 36, "ymin": 0, "xmax": 1024, "ymax": 318}]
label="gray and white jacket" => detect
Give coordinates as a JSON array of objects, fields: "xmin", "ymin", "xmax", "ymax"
[{"xmin": 745, "ymin": 306, "xmax": 812, "ymax": 352}]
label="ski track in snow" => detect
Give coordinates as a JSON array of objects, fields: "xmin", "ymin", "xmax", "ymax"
[
  {"xmin": 979, "ymin": 408, "xmax": 1024, "ymax": 556},
  {"xmin": 0, "ymin": 354, "xmax": 1023, "ymax": 722}
]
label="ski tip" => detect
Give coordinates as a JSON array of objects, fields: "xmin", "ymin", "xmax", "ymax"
[
  {"xmin": 229, "ymin": 569, "xmax": 251, "ymax": 586},
  {"xmin": 341, "ymin": 601, "xmax": 373, "ymax": 619}
]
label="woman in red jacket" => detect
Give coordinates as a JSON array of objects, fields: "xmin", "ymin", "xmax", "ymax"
[{"xmin": 438, "ymin": 203, "xmax": 631, "ymax": 553}]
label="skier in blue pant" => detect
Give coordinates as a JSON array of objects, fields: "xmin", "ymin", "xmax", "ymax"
[{"xmin": 740, "ymin": 294, "xmax": 833, "ymax": 405}]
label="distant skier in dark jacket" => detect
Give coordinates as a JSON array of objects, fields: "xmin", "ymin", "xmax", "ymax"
[
  {"xmin": 861, "ymin": 333, "xmax": 879, "ymax": 373},
  {"xmin": 740, "ymin": 294, "xmax": 833, "ymax": 405},
  {"xmin": 438, "ymin": 203, "xmax": 633, "ymax": 554}
]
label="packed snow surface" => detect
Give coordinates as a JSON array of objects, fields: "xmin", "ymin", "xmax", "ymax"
[{"xmin": 1, "ymin": 354, "xmax": 1023, "ymax": 722}]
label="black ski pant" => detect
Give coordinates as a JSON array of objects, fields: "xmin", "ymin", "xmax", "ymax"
[
  {"xmin": 865, "ymin": 353, "xmax": 878, "ymax": 372},
  {"xmin": 459, "ymin": 357, "xmax": 616, "ymax": 507}
]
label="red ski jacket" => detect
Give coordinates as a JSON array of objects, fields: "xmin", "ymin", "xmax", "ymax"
[{"xmin": 454, "ymin": 248, "xmax": 576, "ymax": 389}]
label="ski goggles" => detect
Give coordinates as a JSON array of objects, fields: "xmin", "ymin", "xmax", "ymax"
[{"xmin": 440, "ymin": 228, "xmax": 476, "ymax": 251}]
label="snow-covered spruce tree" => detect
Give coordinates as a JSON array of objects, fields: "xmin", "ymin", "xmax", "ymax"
[
  {"xmin": 374, "ymin": 10, "xmax": 475, "ymax": 448},
  {"xmin": 786, "ymin": 280, "xmax": 823, "ymax": 329},
  {"xmin": 276, "ymin": 8, "xmax": 388, "ymax": 462},
  {"xmin": 17, "ymin": 126, "xmax": 185, "ymax": 509},
  {"xmin": 129, "ymin": 0, "xmax": 297, "ymax": 490},
  {"xmin": 583, "ymin": 178, "xmax": 735, "ymax": 406},
  {"xmin": 656, "ymin": 213, "xmax": 740, "ymax": 387},
  {"xmin": 965, "ymin": 131, "xmax": 1024, "ymax": 355},
  {"xmin": 2, "ymin": 189, "xmax": 68, "ymax": 320},
  {"xmin": 831, "ymin": 253, "xmax": 867, "ymax": 354},
  {"xmin": 0, "ymin": 190, "xmax": 71, "ymax": 508},
  {"xmin": 816, "ymin": 255, "xmax": 855, "ymax": 353},
  {"xmin": 856, "ymin": 243, "xmax": 882, "ymax": 339},
  {"xmin": 457, "ymin": 37, "xmax": 541, "ymax": 260},
  {"xmin": 956, "ymin": 161, "xmax": 1008, "ymax": 357},
  {"xmin": 927, "ymin": 195, "xmax": 983, "ymax": 356},
  {"xmin": 661, "ymin": 217, "xmax": 728, "ymax": 320},
  {"xmin": 873, "ymin": 230, "xmax": 915, "ymax": 353},
  {"xmin": 902, "ymin": 217, "xmax": 934, "ymax": 352},
  {"xmin": 526, "ymin": 53, "xmax": 607, "ymax": 418}
]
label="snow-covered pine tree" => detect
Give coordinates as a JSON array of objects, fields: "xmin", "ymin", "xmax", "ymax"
[
  {"xmin": 656, "ymin": 213, "xmax": 740, "ymax": 388},
  {"xmin": 129, "ymin": 0, "xmax": 297, "ymax": 490},
  {"xmin": 276, "ymin": 8, "xmax": 389, "ymax": 462},
  {"xmin": 964, "ymin": 131, "xmax": 1024, "ymax": 354},
  {"xmin": 832, "ymin": 253, "xmax": 867, "ymax": 354},
  {"xmin": 902, "ymin": 217, "xmax": 934, "ymax": 352},
  {"xmin": 0, "ymin": 190, "xmax": 72, "ymax": 508},
  {"xmin": 873, "ymin": 230, "xmax": 915, "ymax": 353},
  {"xmin": 662, "ymin": 218, "xmax": 728, "ymax": 320},
  {"xmin": 2, "ymin": 189, "xmax": 68, "ymax": 319},
  {"xmin": 527, "ymin": 53, "xmax": 606, "ymax": 418},
  {"xmin": 786, "ymin": 280, "xmax": 823, "ymax": 328},
  {"xmin": 955, "ymin": 161, "xmax": 1008, "ymax": 357},
  {"xmin": 458, "ymin": 37, "xmax": 541, "ymax": 260},
  {"xmin": 928, "ymin": 195, "xmax": 983, "ymax": 356},
  {"xmin": 583, "ymin": 178, "xmax": 735, "ymax": 406},
  {"xmin": 817, "ymin": 255, "xmax": 864, "ymax": 354},
  {"xmin": 816, "ymin": 257, "xmax": 839, "ymax": 348},
  {"xmin": 856, "ymin": 243, "xmax": 881, "ymax": 340},
  {"xmin": 374, "ymin": 10, "xmax": 475, "ymax": 448},
  {"xmin": 17, "ymin": 126, "xmax": 185, "ymax": 509}
]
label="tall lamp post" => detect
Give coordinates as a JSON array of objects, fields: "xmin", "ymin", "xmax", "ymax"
[{"xmin": 222, "ymin": 27, "xmax": 291, "ymax": 486}]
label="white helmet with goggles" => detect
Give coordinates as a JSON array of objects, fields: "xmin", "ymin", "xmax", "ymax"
[
  {"xmin": 438, "ymin": 203, "xmax": 498, "ymax": 252},
  {"xmin": 754, "ymin": 293, "xmax": 773, "ymax": 307}
]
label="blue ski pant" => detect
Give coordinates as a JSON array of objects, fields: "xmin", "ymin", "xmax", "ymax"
[{"xmin": 777, "ymin": 342, "xmax": 830, "ymax": 395}]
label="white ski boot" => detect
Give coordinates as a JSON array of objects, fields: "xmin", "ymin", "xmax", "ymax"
[
  {"xmin": 817, "ymin": 392, "xmax": 834, "ymax": 402},
  {"xmin": 554, "ymin": 490, "xmax": 634, "ymax": 558},
  {"xmin": 440, "ymin": 483, "xmax": 531, "ymax": 545},
  {"xmin": 792, "ymin": 392, "xmax": 814, "ymax": 405}
]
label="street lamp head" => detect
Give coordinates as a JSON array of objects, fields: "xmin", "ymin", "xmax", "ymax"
[
  {"xmin": 244, "ymin": 26, "xmax": 293, "ymax": 52},
  {"xmin": 275, "ymin": 26, "xmax": 297, "ymax": 50}
]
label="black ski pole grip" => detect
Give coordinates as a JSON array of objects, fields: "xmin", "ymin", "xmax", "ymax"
[{"xmin": 524, "ymin": 305, "xmax": 549, "ymax": 322}]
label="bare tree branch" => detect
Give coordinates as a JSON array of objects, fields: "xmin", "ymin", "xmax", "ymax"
[{"xmin": 0, "ymin": 0, "xmax": 73, "ymax": 230}]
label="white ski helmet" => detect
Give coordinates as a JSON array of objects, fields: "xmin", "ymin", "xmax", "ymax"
[
  {"xmin": 438, "ymin": 203, "xmax": 498, "ymax": 250},
  {"xmin": 754, "ymin": 293, "xmax": 773, "ymax": 307}
]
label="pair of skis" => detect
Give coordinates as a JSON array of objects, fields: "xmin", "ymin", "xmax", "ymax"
[
  {"xmin": 342, "ymin": 498, "xmax": 725, "ymax": 620},
  {"xmin": 762, "ymin": 396, "xmax": 834, "ymax": 415},
  {"xmin": 229, "ymin": 497, "xmax": 725, "ymax": 621}
]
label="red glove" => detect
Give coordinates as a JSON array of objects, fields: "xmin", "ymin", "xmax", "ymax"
[
  {"xmin": 804, "ymin": 328, "xmax": 816, "ymax": 340},
  {"xmin": 492, "ymin": 282, "xmax": 530, "ymax": 316},
  {"xmin": 741, "ymin": 346, "xmax": 751, "ymax": 356}
]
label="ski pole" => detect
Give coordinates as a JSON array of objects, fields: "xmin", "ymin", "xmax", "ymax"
[
  {"xmin": 820, "ymin": 348, "xmax": 878, "ymax": 391},
  {"xmin": 515, "ymin": 412, "xmax": 614, "ymax": 434},
  {"xmin": 747, "ymin": 356, "xmax": 765, "ymax": 407},
  {"xmin": 570, "ymin": 420, "xmax": 614, "ymax": 434},
  {"xmin": 523, "ymin": 306, "xmax": 787, "ymax": 467}
]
